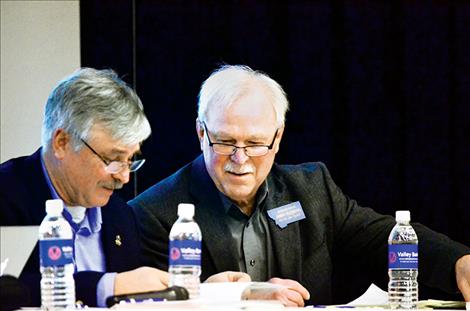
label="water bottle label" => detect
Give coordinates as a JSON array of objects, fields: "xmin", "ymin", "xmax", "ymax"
[
  {"xmin": 40, "ymin": 239, "xmax": 74, "ymax": 266},
  {"xmin": 388, "ymin": 244, "xmax": 418, "ymax": 269},
  {"xmin": 169, "ymin": 240, "xmax": 201, "ymax": 266}
]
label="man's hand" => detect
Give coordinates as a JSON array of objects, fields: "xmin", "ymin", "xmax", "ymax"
[
  {"xmin": 114, "ymin": 266, "xmax": 169, "ymax": 296},
  {"xmin": 267, "ymin": 278, "xmax": 310, "ymax": 307},
  {"xmin": 242, "ymin": 277, "xmax": 310, "ymax": 307},
  {"xmin": 456, "ymin": 254, "xmax": 470, "ymax": 302},
  {"xmin": 205, "ymin": 271, "xmax": 251, "ymax": 283}
]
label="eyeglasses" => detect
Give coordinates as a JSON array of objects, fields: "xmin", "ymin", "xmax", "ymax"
[
  {"xmin": 202, "ymin": 121, "xmax": 278, "ymax": 157},
  {"xmin": 80, "ymin": 139, "xmax": 145, "ymax": 174}
]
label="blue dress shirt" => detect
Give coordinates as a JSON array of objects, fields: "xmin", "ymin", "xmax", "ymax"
[{"xmin": 40, "ymin": 157, "xmax": 116, "ymax": 307}]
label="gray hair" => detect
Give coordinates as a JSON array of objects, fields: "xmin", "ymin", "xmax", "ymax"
[
  {"xmin": 41, "ymin": 68, "xmax": 151, "ymax": 151},
  {"xmin": 197, "ymin": 65, "xmax": 289, "ymax": 127}
]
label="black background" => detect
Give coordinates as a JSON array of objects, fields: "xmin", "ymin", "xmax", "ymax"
[{"xmin": 80, "ymin": 1, "xmax": 469, "ymax": 246}]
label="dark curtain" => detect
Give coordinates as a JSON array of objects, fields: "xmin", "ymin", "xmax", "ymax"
[{"xmin": 80, "ymin": 1, "xmax": 469, "ymax": 249}]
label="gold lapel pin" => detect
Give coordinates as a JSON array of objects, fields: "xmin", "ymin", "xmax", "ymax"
[{"xmin": 115, "ymin": 235, "xmax": 122, "ymax": 246}]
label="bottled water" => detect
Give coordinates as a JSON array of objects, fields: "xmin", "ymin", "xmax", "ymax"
[
  {"xmin": 39, "ymin": 199, "xmax": 75, "ymax": 310},
  {"xmin": 388, "ymin": 210, "xmax": 418, "ymax": 309},
  {"xmin": 168, "ymin": 203, "xmax": 202, "ymax": 299}
]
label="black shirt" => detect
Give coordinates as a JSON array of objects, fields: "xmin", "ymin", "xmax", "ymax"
[{"xmin": 219, "ymin": 182, "xmax": 276, "ymax": 281}]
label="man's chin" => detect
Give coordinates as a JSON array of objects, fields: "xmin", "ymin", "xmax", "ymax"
[
  {"xmin": 90, "ymin": 191, "xmax": 113, "ymax": 207},
  {"xmin": 223, "ymin": 188, "xmax": 255, "ymax": 205}
]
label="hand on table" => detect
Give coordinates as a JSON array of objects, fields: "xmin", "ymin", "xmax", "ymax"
[
  {"xmin": 205, "ymin": 271, "xmax": 251, "ymax": 283},
  {"xmin": 456, "ymin": 254, "xmax": 470, "ymax": 302},
  {"xmin": 268, "ymin": 278, "xmax": 310, "ymax": 307},
  {"xmin": 242, "ymin": 277, "xmax": 310, "ymax": 307},
  {"xmin": 114, "ymin": 266, "xmax": 169, "ymax": 295}
]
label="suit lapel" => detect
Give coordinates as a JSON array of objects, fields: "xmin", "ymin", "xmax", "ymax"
[
  {"xmin": 188, "ymin": 156, "xmax": 303, "ymax": 279},
  {"xmin": 100, "ymin": 196, "xmax": 140, "ymax": 271},
  {"xmin": 265, "ymin": 173, "xmax": 302, "ymax": 281},
  {"xmin": 24, "ymin": 148, "xmax": 54, "ymax": 223},
  {"xmin": 20, "ymin": 149, "xmax": 58, "ymax": 277},
  {"xmin": 189, "ymin": 156, "xmax": 239, "ymax": 272}
]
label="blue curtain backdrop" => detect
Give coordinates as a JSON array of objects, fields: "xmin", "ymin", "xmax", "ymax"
[{"xmin": 80, "ymin": 1, "xmax": 469, "ymax": 251}]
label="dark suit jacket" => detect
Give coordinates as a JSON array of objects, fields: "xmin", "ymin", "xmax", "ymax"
[
  {"xmin": 0, "ymin": 149, "xmax": 142, "ymax": 307},
  {"xmin": 130, "ymin": 155, "xmax": 470, "ymax": 304}
]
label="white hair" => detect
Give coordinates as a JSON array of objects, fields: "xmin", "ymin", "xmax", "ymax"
[
  {"xmin": 41, "ymin": 68, "xmax": 151, "ymax": 151},
  {"xmin": 197, "ymin": 65, "xmax": 289, "ymax": 127}
]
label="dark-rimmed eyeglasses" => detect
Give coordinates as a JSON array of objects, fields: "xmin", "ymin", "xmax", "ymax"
[
  {"xmin": 202, "ymin": 121, "xmax": 278, "ymax": 157},
  {"xmin": 80, "ymin": 139, "xmax": 145, "ymax": 174}
]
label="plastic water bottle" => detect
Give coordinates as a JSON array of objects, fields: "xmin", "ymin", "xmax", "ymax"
[
  {"xmin": 39, "ymin": 199, "xmax": 75, "ymax": 309},
  {"xmin": 168, "ymin": 203, "xmax": 202, "ymax": 299},
  {"xmin": 388, "ymin": 210, "xmax": 418, "ymax": 309}
]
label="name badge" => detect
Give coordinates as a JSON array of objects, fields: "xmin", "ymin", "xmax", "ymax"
[{"xmin": 267, "ymin": 201, "xmax": 306, "ymax": 229}]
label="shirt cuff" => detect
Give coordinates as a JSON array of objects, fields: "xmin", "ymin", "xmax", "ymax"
[{"xmin": 97, "ymin": 272, "xmax": 117, "ymax": 307}]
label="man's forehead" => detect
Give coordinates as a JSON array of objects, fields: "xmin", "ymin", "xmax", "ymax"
[
  {"xmin": 211, "ymin": 127, "xmax": 272, "ymax": 140},
  {"xmin": 109, "ymin": 145, "xmax": 140, "ymax": 155},
  {"xmin": 88, "ymin": 126, "xmax": 141, "ymax": 155}
]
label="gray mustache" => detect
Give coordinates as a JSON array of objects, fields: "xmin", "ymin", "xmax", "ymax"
[
  {"xmin": 112, "ymin": 182, "xmax": 124, "ymax": 190},
  {"xmin": 224, "ymin": 163, "xmax": 254, "ymax": 174},
  {"xmin": 102, "ymin": 181, "xmax": 124, "ymax": 190}
]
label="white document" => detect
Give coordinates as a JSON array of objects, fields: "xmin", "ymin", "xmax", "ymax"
[
  {"xmin": 347, "ymin": 283, "xmax": 389, "ymax": 306},
  {"xmin": 199, "ymin": 282, "xmax": 250, "ymax": 302},
  {"xmin": 0, "ymin": 226, "xmax": 39, "ymax": 277},
  {"xmin": 111, "ymin": 282, "xmax": 285, "ymax": 310}
]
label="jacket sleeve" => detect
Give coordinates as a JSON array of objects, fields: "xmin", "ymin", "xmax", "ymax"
[
  {"xmin": 129, "ymin": 196, "xmax": 172, "ymax": 271},
  {"xmin": 74, "ymin": 271, "xmax": 105, "ymax": 307},
  {"xmin": 317, "ymin": 162, "xmax": 470, "ymax": 295}
]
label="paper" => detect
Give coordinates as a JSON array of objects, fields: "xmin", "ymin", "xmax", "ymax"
[
  {"xmin": 418, "ymin": 299, "xmax": 466, "ymax": 309},
  {"xmin": 347, "ymin": 283, "xmax": 388, "ymax": 306},
  {"xmin": 199, "ymin": 282, "xmax": 250, "ymax": 302},
  {"xmin": 346, "ymin": 283, "xmax": 467, "ymax": 309},
  {"xmin": 200, "ymin": 281, "xmax": 286, "ymax": 302},
  {"xmin": 321, "ymin": 283, "xmax": 467, "ymax": 310},
  {"xmin": 111, "ymin": 300, "xmax": 283, "ymax": 310},
  {"xmin": 0, "ymin": 226, "xmax": 39, "ymax": 277},
  {"xmin": 111, "ymin": 282, "xmax": 285, "ymax": 310},
  {"xmin": 1, "ymin": 258, "xmax": 8, "ymax": 275}
]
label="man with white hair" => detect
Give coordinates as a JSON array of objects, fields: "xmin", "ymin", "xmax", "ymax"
[
  {"xmin": 0, "ymin": 68, "xmax": 248, "ymax": 309},
  {"xmin": 131, "ymin": 64, "xmax": 470, "ymax": 307}
]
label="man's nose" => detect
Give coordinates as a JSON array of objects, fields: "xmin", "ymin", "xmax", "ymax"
[
  {"xmin": 230, "ymin": 147, "xmax": 249, "ymax": 164},
  {"xmin": 112, "ymin": 168, "xmax": 130, "ymax": 184}
]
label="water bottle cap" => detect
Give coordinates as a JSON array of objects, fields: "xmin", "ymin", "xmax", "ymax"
[
  {"xmin": 177, "ymin": 203, "xmax": 195, "ymax": 218},
  {"xmin": 395, "ymin": 210, "xmax": 410, "ymax": 222},
  {"xmin": 45, "ymin": 199, "xmax": 64, "ymax": 216}
]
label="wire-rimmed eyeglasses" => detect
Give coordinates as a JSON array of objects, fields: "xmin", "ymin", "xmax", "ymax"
[
  {"xmin": 80, "ymin": 139, "xmax": 145, "ymax": 174},
  {"xmin": 202, "ymin": 121, "xmax": 278, "ymax": 157}
]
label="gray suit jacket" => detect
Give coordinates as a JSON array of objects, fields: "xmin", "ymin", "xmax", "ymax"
[{"xmin": 130, "ymin": 155, "xmax": 469, "ymax": 304}]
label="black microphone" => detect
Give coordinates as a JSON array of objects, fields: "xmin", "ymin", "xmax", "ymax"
[
  {"xmin": 106, "ymin": 286, "xmax": 189, "ymax": 307},
  {"xmin": 0, "ymin": 275, "xmax": 32, "ymax": 311}
]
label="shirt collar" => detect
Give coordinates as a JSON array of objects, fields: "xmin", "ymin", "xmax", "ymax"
[
  {"xmin": 64, "ymin": 206, "xmax": 102, "ymax": 234},
  {"xmin": 219, "ymin": 181, "xmax": 269, "ymax": 214}
]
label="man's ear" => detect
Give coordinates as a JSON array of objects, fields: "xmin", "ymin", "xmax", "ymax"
[
  {"xmin": 273, "ymin": 125, "xmax": 285, "ymax": 154},
  {"xmin": 196, "ymin": 118, "xmax": 204, "ymax": 150},
  {"xmin": 51, "ymin": 129, "xmax": 71, "ymax": 159}
]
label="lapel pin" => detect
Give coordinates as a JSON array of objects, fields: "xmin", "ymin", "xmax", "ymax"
[{"xmin": 115, "ymin": 235, "xmax": 122, "ymax": 247}]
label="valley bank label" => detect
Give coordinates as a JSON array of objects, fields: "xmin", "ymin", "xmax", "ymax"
[
  {"xmin": 39, "ymin": 239, "xmax": 74, "ymax": 267},
  {"xmin": 388, "ymin": 244, "xmax": 418, "ymax": 269},
  {"xmin": 169, "ymin": 240, "xmax": 201, "ymax": 266}
]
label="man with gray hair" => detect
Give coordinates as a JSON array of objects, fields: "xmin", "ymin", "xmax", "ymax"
[
  {"xmin": 131, "ymin": 64, "xmax": 470, "ymax": 307},
  {"xmin": 0, "ymin": 68, "xmax": 168, "ymax": 308}
]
